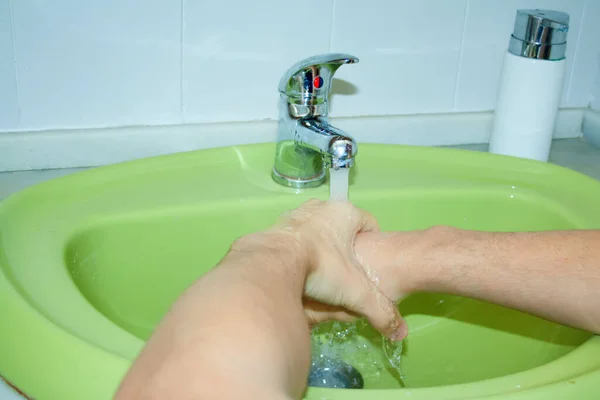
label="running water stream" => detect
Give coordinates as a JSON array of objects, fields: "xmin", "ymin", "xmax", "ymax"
[
  {"xmin": 308, "ymin": 168, "xmax": 405, "ymax": 388},
  {"xmin": 329, "ymin": 168, "xmax": 350, "ymax": 201}
]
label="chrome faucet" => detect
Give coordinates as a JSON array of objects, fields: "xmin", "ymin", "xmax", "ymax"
[{"xmin": 272, "ymin": 53, "xmax": 359, "ymax": 188}]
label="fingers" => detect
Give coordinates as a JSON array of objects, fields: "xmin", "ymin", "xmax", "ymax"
[
  {"xmin": 303, "ymin": 292, "xmax": 407, "ymax": 340},
  {"xmin": 326, "ymin": 199, "xmax": 380, "ymax": 234},
  {"xmin": 355, "ymin": 208, "xmax": 380, "ymax": 234},
  {"xmin": 364, "ymin": 290, "xmax": 407, "ymax": 341},
  {"xmin": 287, "ymin": 199, "xmax": 379, "ymax": 235},
  {"xmin": 303, "ymin": 299, "xmax": 358, "ymax": 327},
  {"xmin": 346, "ymin": 275, "xmax": 408, "ymax": 341}
]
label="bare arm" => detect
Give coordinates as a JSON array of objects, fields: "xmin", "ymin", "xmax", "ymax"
[
  {"xmin": 115, "ymin": 236, "xmax": 310, "ymax": 400},
  {"xmin": 115, "ymin": 200, "xmax": 404, "ymax": 399},
  {"xmin": 355, "ymin": 227, "xmax": 600, "ymax": 334}
]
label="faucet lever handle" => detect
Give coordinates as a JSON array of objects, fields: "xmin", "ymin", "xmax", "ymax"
[{"xmin": 278, "ymin": 53, "xmax": 359, "ymax": 104}]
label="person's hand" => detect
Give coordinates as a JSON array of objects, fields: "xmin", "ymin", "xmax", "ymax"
[{"xmin": 275, "ymin": 199, "xmax": 407, "ymax": 341}]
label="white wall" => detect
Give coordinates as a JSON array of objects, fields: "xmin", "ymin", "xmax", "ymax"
[
  {"xmin": 1, "ymin": 0, "xmax": 599, "ymax": 133},
  {"xmin": 591, "ymin": 63, "xmax": 600, "ymax": 111}
]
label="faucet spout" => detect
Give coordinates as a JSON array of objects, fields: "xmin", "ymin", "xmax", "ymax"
[{"xmin": 297, "ymin": 119, "xmax": 357, "ymax": 170}]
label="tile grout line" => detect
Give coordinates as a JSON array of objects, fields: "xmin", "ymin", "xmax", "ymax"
[
  {"xmin": 7, "ymin": 0, "xmax": 22, "ymax": 127},
  {"xmin": 452, "ymin": 0, "xmax": 470, "ymax": 112}
]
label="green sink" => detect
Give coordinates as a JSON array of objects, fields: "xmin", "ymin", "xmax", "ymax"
[{"xmin": 1, "ymin": 143, "xmax": 600, "ymax": 399}]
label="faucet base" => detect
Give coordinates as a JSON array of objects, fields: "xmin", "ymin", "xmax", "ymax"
[
  {"xmin": 272, "ymin": 140, "xmax": 327, "ymax": 188},
  {"xmin": 271, "ymin": 168, "xmax": 326, "ymax": 188}
]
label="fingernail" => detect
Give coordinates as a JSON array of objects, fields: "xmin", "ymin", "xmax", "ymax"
[{"xmin": 389, "ymin": 323, "xmax": 408, "ymax": 341}]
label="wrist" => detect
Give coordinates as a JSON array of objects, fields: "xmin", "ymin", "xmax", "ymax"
[
  {"xmin": 227, "ymin": 231, "xmax": 310, "ymax": 291},
  {"xmin": 407, "ymin": 226, "xmax": 462, "ymax": 292},
  {"xmin": 354, "ymin": 226, "xmax": 465, "ymax": 300}
]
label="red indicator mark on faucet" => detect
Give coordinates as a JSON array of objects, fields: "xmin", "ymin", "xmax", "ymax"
[{"xmin": 314, "ymin": 76, "xmax": 324, "ymax": 88}]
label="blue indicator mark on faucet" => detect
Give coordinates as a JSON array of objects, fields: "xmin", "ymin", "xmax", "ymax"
[{"xmin": 313, "ymin": 76, "xmax": 324, "ymax": 89}]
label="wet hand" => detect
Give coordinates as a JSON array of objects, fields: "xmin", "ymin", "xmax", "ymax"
[{"xmin": 277, "ymin": 199, "xmax": 407, "ymax": 341}]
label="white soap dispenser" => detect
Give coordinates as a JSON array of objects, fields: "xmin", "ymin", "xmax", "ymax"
[{"xmin": 489, "ymin": 9, "xmax": 569, "ymax": 162}]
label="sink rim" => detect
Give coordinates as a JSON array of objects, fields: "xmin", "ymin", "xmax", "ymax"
[{"xmin": 1, "ymin": 143, "xmax": 600, "ymax": 399}]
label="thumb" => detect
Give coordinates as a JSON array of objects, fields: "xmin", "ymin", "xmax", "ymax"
[{"xmin": 345, "ymin": 274, "xmax": 408, "ymax": 341}]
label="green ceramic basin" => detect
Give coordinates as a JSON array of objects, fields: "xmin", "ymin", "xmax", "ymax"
[{"xmin": 1, "ymin": 143, "xmax": 600, "ymax": 399}]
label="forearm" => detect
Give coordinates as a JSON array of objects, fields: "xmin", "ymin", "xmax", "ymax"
[
  {"xmin": 115, "ymin": 234, "xmax": 310, "ymax": 399},
  {"xmin": 421, "ymin": 228, "xmax": 600, "ymax": 333},
  {"xmin": 356, "ymin": 227, "xmax": 600, "ymax": 334}
]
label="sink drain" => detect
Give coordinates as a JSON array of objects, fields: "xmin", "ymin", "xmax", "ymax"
[{"xmin": 308, "ymin": 356, "xmax": 364, "ymax": 389}]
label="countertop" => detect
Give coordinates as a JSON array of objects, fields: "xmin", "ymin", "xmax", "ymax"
[
  {"xmin": 0, "ymin": 138, "xmax": 599, "ymax": 399},
  {"xmin": 450, "ymin": 138, "xmax": 600, "ymax": 181},
  {"xmin": 2, "ymin": 139, "xmax": 600, "ymax": 203}
]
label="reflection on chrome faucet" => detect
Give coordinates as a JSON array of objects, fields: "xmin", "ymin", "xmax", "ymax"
[{"xmin": 272, "ymin": 54, "xmax": 359, "ymax": 188}]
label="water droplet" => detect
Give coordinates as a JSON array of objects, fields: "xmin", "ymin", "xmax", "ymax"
[{"xmin": 372, "ymin": 275, "xmax": 380, "ymax": 287}]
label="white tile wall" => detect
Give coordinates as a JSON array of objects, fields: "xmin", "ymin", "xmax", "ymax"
[
  {"xmin": 182, "ymin": 0, "xmax": 333, "ymax": 123},
  {"xmin": 567, "ymin": 0, "xmax": 600, "ymax": 107},
  {"xmin": 591, "ymin": 68, "xmax": 600, "ymax": 111},
  {"xmin": 329, "ymin": 0, "xmax": 467, "ymax": 117},
  {"xmin": 10, "ymin": 0, "xmax": 182, "ymax": 130},
  {"xmin": 582, "ymin": 0, "xmax": 600, "ymax": 112},
  {"xmin": 0, "ymin": 0, "xmax": 18, "ymax": 130},
  {"xmin": 0, "ymin": 0, "xmax": 599, "ymax": 131}
]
